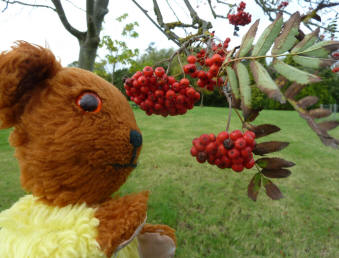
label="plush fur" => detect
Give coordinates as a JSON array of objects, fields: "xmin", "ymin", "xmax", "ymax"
[{"xmin": 0, "ymin": 42, "xmax": 176, "ymax": 257}]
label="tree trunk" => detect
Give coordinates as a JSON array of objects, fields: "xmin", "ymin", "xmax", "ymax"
[{"xmin": 78, "ymin": 36, "xmax": 100, "ymax": 71}]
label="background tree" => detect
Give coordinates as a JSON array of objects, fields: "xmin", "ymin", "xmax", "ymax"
[
  {"xmin": 1, "ymin": 0, "xmax": 109, "ymax": 70},
  {"xmin": 99, "ymin": 13, "xmax": 139, "ymax": 85}
]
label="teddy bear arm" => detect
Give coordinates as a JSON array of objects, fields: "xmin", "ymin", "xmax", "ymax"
[
  {"xmin": 137, "ymin": 224, "xmax": 177, "ymax": 258},
  {"xmin": 94, "ymin": 191, "xmax": 149, "ymax": 257}
]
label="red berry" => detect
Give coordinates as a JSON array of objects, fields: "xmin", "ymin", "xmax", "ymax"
[
  {"xmin": 230, "ymin": 130, "xmax": 243, "ymax": 141},
  {"xmin": 196, "ymin": 152, "xmax": 207, "ymax": 163},
  {"xmin": 193, "ymin": 140, "xmax": 205, "ymax": 152},
  {"xmin": 245, "ymin": 159, "xmax": 255, "ymax": 169},
  {"xmin": 234, "ymin": 137, "xmax": 246, "ymax": 149},
  {"xmin": 168, "ymin": 76, "xmax": 176, "ymax": 85},
  {"xmin": 240, "ymin": 146, "xmax": 252, "ymax": 159},
  {"xmin": 143, "ymin": 66, "xmax": 153, "ymax": 77},
  {"xmin": 190, "ymin": 146, "xmax": 198, "ymax": 156},
  {"xmin": 217, "ymin": 144, "xmax": 227, "ymax": 157},
  {"xmin": 209, "ymin": 133, "xmax": 216, "ymax": 142},
  {"xmin": 243, "ymin": 134, "xmax": 254, "ymax": 145},
  {"xmin": 216, "ymin": 131, "xmax": 229, "ymax": 145},
  {"xmin": 154, "ymin": 67, "xmax": 165, "ymax": 77},
  {"xmin": 211, "ymin": 54, "xmax": 223, "ymax": 65},
  {"xmin": 187, "ymin": 55, "xmax": 197, "ymax": 64},
  {"xmin": 166, "ymin": 90, "xmax": 176, "ymax": 100},
  {"xmin": 228, "ymin": 148, "xmax": 240, "ymax": 159},
  {"xmin": 199, "ymin": 134, "xmax": 210, "ymax": 145},
  {"xmin": 206, "ymin": 142, "xmax": 217, "ymax": 155},
  {"xmin": 221, "ymin": 155, "xmax": 231, "ymax": 168},
  {"xmin": 232, "ymin": 163, "xmax": 244, "ymax": 172},
  {"xmin": 232, "ymin": 156, "xmax": 244, "ymax": 164},
  {"xmin": 180, "ymin": 78, "xmax": 190, "ymax": 87}
]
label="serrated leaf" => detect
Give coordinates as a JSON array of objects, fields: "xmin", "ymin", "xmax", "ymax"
[
  {"xmin": 235, "ymin": 62, "xmax": 252, "ymax": 120},
  {"xmin": 292, "ymin": 56, "xmax": 336, "ymax": 69},
  {"xmin": 256, "ymin": 157, "xmax": 295, "ymax": 169},
  {"xmin": 248, "ymin": 173, "xmax": 262, "ymax": 201},
  {"xmin": 246, "ymin": 124, "xmax": 280, "ymax": 138},
  {"xmin": 291, "ymin": 28, "xmax": 319, "ymax": 53},
  {"xmin": 263, "ymin": 178, "xmax": 283, "ymax": 200},
  {"xmin": 245, "ymin": 109, "xmax": 262, "ymax": 122},
  {"xmin": 226, "ymin": 66, "xmax": 240, "ymax": 104},
  {"xmin": 317, "ymin": 121, "xmax": 339, "ymax": 131},
  {"xmin": 284, "ymin": 82, "xmax": 306, "ymax": 99},
  {"xmin": 253, "ymin": 141, "xmax": 289, "ymax": 155},
  {"xmin": 272, "ymin": 12, "xmax": 301, "ymax": 55},
  {"xmin": 250, "ymin": 60, "xmax": 285, "ymax": 103},
  {"xmin": 273, "ymin": 59, "xmax": 321, "ymax": 85},
  {"xmin": 252, "ymin": 13, "xmax": 284, "ymax": 56},
  {"xmin": 309, "ymin": 108, "xmax": 332, "ymax": 119},
  {"xmin": 262, "ymin": 168, "xmax": 291, "ymax": 178},
  {"xmin": 302, "ymin": 41, "xmax": 339, "ymax": 58},
  {"xmin": 297, "ymin": 96, "xmax": 319, "ymax": 109},
  {"xmin": 238, "ymin": 19, "xmax": 260, "ymax": 57}
]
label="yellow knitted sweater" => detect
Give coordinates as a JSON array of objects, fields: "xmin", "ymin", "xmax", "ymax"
[{"xmin": 0, "ymin": 195, "xmax": 140, "ymax": 258}]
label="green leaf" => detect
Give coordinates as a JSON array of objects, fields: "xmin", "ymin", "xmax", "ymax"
[
  {"xmin": 302, "ymin": 41, "xmax": 339, "ymax": 58},
  {"xmin": 292, "ymin": 55, "xmax": 336, "ymax": 69},
  {"xmin": 291, "ymin": 28, "xmax": 319, "ymax": 53},
  {"xmin": 250, "ymin": 60, "xmax": 285, "ymax": 103},
  {"xmin": 226, "ymin": 66, "xmax": 240, "ymax": 103},
  {"xmin": 263, "ymin": 178, "xmax": 283, "ymax": 200},
  {"xmin": 272, "ymin": 59, "xmax": 321, "ymax": 85},
  {"xmin": 253, "ymin": 141, "xmax": 289, "ymax": 155},
  {"xmin": 248, "ymin": 173, "xmax": 262, "ymax": 201},
  {"xmin": 238, "ymin": 19, "xmax": 260, "ymax": 57},
  {"xmin": 235, "ymin": 62, "xmax": 252, "ymax": 120},
  {"xmin": 252, "ymin": 13, "xmax": 284, "ymax": 56},
  {"xmin": 256, "ymin": 157, "xmax": 295, "ymax": 169},
  {"xmin": 272, "ymin": 12, "xmax": 301, "ymax": 55}
]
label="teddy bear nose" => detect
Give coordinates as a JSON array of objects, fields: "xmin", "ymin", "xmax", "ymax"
[{"xmin": 130, "ymin": 130, "xmax": 142, "ymax": 148}]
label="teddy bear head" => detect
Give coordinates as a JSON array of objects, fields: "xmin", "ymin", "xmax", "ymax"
[{"xmin": 0, "ymin": 42, "xmax": 143, "ymax": 206}]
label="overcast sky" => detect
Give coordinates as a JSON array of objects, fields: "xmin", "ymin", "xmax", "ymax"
[{"xmin": 0, "ymin": 0, "xmax": 329, "ymax": 67}]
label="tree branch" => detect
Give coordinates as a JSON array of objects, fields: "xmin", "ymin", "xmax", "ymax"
[
  {"xmin": 131, "ymin": 0, "xmax": 180, "ymax": 46},
  {"xmin": 94, "ymin": 0, "xmax": 109, "ymax": 34},
  {"xmin": 1, "ymin": 0, "xmax": 56, "ymax": 12},
  {"xmin": 51, "ymin": 0, "xmax": 85, "ymax": 39},
  {"xmin": 86, "ymin": 0, "xmax": 96, "ymax": 37},
  {"xmin": 182, "ymin": 0, "xmax": 212, "ymax": 31},
  {"xmin": 207, "ymin": 0, "xmax": 227, "ymax": 19}
]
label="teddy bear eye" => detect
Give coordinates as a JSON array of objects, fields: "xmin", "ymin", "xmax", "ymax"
[{"xmin": 76, "ymin": 92, "xmax": 102, "ymax": 113}]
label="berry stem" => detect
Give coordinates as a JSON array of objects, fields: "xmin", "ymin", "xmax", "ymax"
[
  {"xmin": 222, "ymin": 85, "xmax": 232, "ymax": 132},
  {"xmin": 177, "ymin": 55, "xmax": 186, "ymax": 77},
  {"xmin": 234, "ymin": 108, "xmax": 245, "ymax": 124}
]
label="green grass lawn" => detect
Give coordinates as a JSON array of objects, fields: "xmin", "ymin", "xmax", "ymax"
[{"xmin": 1, "ymin": 106, "xmax": 339, "ymax": 257}]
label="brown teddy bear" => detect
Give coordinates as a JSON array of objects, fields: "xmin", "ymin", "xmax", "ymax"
[{"xmin": 0, "ymin": 42, "xmax": 176, "ymax": 258}]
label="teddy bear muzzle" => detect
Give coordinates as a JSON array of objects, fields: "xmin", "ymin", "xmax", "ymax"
[{"xmin": 109, "ymin": 130, "xmax": 142, "ymax": 169}]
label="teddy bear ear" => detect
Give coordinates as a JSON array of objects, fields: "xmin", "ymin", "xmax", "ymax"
[{"xmin": 0, "ymin": 41, "xmax": 62, "ymax": 128}]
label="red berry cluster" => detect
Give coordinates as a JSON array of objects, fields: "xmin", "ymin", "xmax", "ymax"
[
  {"xmin": 191, "ymin": 130, "xmax": 256, "ymax": 172},
  {"xmin": 124, "ymin": 66, "xmax": 200, "ymax": 116},
  {"xmin": 182, "ymin": 37, "xmax": 230, "ymax": 92},
  {"xmin": 278, "ymin": 1, "xmax": 289, "ymax": 9},
  {"xmin": 332, "ymin": 67, "xmax": 339, "ymax": 73},
  {"xmin": 228, "ymin": 1, "xmax": 251, "ymax": 26}
]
